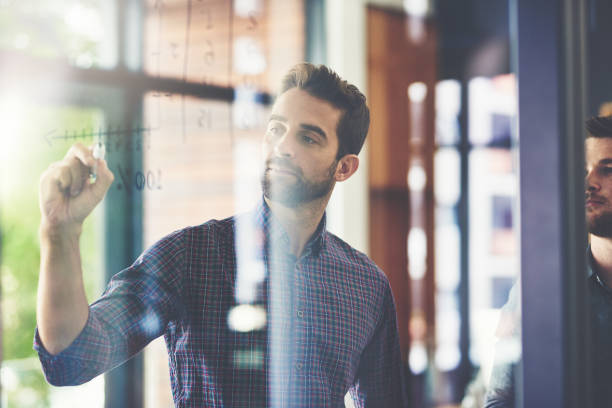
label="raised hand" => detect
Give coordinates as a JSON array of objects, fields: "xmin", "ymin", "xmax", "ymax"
[{"xmin": 39, "ymin": 143, "xmax": 114, "ymax": 232}]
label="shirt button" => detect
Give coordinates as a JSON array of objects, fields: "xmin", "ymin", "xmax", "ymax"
[
  {"xmin": 295, "ymin": 362, "xmax": 303, "ymax": 371},
  {"xmin": 297, "ymin": 310, "xmax": 304, "ymax": 318}
]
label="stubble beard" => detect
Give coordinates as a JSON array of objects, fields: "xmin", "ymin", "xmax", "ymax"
[
  {"xmin": 261, "ymin": 159, "xmax": 337, "ymax": 208},
  {"xmin": 587, "ymin": 208, "xmax": 612, "ymax": 238}
]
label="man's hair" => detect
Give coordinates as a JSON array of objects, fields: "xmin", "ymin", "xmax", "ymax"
[
  {"xmin": 586, "ymin": 115, "xmax": 612, "ymax": 138},
  {"xmin": 279, "ymin": 62, "xmax": 370, "ymax": 158}
]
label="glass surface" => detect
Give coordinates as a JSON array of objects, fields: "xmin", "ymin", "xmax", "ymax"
[
  {"xmin": 0, "ymin": 0, "xmax": 117, "ymax": 69},
  {"xmin": 0, "ymin": 103, "xmax": 106, "ymax": 407},
  {"xmin": 588, "ymin": 0, "xmax": 612, "ymax": 117},
  {"xmin": 465, "ymin": 74, "xmax": 519, "ymax": 407},
  {"xmin": 1, "ymin": 0, "xmax": 305, "ymax": 405},
  {"xmin": 468, "ymin": 146, "xmax": 519, "ymax": 364},
  {"xmin": 432, "ymin": 71, "xmax": 519, "ymax": 405},
  {"xmin": 582, "ymin": 2, "xmax": 612, "ymax": 407},
  {"xmin": 142, "ymin": 0, "xmax": 304, "ymax": 91},
  {"xmin": 141, "ymin": 92, "xmax": 271, "ymax": 407},
  {"xmin": 139, "ymin": 1, "xmax": 305, "ymax": 405},
  {"xmin": 435, "ymin": 79, "xmax": 461, "ymax": 146},
  {"xmin": 0, "ymin": 0, "xmax": 550, "ymax": 406}
]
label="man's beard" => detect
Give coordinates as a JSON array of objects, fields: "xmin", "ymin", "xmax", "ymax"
[
  {"xmin": 261, "ymin": 158, "xmax": 337, "ymax": 208},
  {"xmin": 587, "ymin": 210, "xmax": 612, "ymax": 238}
]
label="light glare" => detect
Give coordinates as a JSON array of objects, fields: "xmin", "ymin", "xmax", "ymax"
[
  {"xmin": 408, "ymin": 165, "xmax": 426, "ymax": 191},
  {"xmin": 228, "ymin": 304, "xmax": 267, "ymax": 332},
  {"xmin": 408, "ymin": 82, "xmax": 428, "ymax": 103},
  {"xmin": 409, "ymin": 342, "xmax": 428, "ymax": 374}
]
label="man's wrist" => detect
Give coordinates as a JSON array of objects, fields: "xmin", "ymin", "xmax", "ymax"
[{"xmin": 39, "ymin": 221, "xmax": 82, "ymax": 243}]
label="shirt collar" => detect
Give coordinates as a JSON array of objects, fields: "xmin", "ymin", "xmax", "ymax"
[
  {"xmin": 587, "ymin": 245, "xmax": 612, "ymax": 292},
  {"xmin": 254, "ymin": 199, "xmax": 327, "ymax": 257},
  {"xmin": 588, "ymin": 244, "xmax": 595, "ymax": 278}
]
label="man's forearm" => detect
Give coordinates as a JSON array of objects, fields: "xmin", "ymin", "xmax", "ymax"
[{"xmin": 37, "ymin": 223, "xmax": 89, "ymax": 355}]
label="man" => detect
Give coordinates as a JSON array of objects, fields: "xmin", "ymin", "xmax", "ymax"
[
  {"xmin": 484, "ymin": 115, "xmax": 612, "ymax": 407},
  {"xmin": 35, "ymin": 63, "xmax": 409, "ymax": 407}
]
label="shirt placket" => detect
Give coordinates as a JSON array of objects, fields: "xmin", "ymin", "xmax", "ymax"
[{"xmin": 292, "ymin": 255, "xmax": 308, "ymax": 396}]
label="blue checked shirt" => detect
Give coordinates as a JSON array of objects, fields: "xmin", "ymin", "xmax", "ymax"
[{"xmin": 34, "ymin": 201, "xmax": 409, "ymax": 407}]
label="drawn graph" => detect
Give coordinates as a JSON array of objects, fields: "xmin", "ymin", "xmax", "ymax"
[{"xmin": 43, "ymin": 0, "xmax": 270, "ymax": 155}]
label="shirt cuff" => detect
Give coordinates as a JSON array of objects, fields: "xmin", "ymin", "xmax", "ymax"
[{"xmin": 33, "ymin": 311, "xmax": 112, "ymax": 386}]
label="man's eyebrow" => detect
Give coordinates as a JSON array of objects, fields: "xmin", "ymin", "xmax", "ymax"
[
  {"xmin": 300, "ymin": 124, "xmax": 327, "ymax": 141},
  {"xmin": 599, "ymin": 158, "xmax": 612, "ymax": 165}
]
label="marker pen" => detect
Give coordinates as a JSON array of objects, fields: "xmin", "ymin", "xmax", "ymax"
[{"xmin": 90, "ymin": 142, "xmax": 105, "ymax": 183}]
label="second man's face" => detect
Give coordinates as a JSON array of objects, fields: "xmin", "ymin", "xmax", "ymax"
[
  {"xmin": 261, "ymin": 88, "xmax": 343, "ymax": 207},
  {"xmin": 585, "ymin": 137, "xmax": 612, "ymax": 237}
]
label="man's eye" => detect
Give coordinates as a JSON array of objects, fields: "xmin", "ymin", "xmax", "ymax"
[{"xmin": 300, "ymin": 134, "xmax": 316, "ymax": 144}]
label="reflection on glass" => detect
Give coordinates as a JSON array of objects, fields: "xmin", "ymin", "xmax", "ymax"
[
  {"xmin": 434, "ymin": 148, "xmax": 460, "ymax": 205},
  {"xmin": 435, "ymin": 223, "xmax": 460, "ymax": 292},
  {"xmin": 435, "ymin": 79, "xmax": 461, "ymax": 146},
  {"xmin": 0, "ymin": 1, "xmax": 116, "ymax": 68},
  {"xmin": 432, "ymin": 80, "xmax": 464, "ymax": 405},
  {"xmin": 467, "ymin": 75, "xmax": 519, "ymax": 387},
  {"xmin": 141, "ymin": 0, "xmax": 306, "ymax": 405},
  {"xmin": 1, "ymin": 104, "xmax": 105, "ymax": 407},
  {"xmin": 469, "ymin": 75, "xmax": 516, "ymax": 147},
  {"xmin": 408, "ymin": 227, "xmax": 427, "ymax": 280},
  {"xmin": 409, "ymin": 340, "xmax": 428, "ymax": 375}
]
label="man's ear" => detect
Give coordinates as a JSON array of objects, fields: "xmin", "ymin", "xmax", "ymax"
[{"xmin": 334, "ymin": 154, "xmax": 359, "ymax": 182}]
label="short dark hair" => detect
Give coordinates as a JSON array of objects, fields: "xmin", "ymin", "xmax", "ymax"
[
  {"xmin": 279, "ymin": 62, "xmax": 370, "ymax": 158},
  {"xmin": 586, "ymin": 115, "xmax": 612, "ymax": 138}
]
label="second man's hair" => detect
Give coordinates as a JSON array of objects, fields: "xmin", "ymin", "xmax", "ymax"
[{"xmin": 586, "ymin": 115, "xmax": 612, "ymax": 138}]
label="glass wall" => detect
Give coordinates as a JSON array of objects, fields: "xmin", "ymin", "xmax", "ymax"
[
  {"xmin": 1, "ymin": 0, "xmax": 305, "ymax": 406},
  {"xmin": 1, "ymin": 104, "xmax": 106, "ymax": 407},
  {"xmin": 3, "ymin": 0, "xmax": 605, "ymax": 407},
  {"xmin": 1, "ymin": 1, "xmax": 116, "ymax": 406}
]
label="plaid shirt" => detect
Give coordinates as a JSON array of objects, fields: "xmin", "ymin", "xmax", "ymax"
[{"xmin": 34, "ymin": 201, "xmax": 408, "ymax": 407}]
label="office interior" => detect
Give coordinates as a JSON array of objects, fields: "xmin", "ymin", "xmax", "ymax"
[{"xmin": 0, "ymin": 0, "xmax": 610, "ymax": 407}]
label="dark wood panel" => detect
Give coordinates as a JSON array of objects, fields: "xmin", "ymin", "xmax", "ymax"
[
  {"xmin": 367, "ymin": 5, "xmax": 438, "ymax": 362},
  {"xmin": 369, "ymin": 190, "xmax": 411, "ymax": 361}
]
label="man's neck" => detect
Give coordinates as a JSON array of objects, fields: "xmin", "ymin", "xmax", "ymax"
[
  {"xmin": 590, "ymin": 234, "xmax": 612, "ymax": 287},
  {"xmin": 264, "ymin": 196, "xmax": 329, "ymax": 257}
]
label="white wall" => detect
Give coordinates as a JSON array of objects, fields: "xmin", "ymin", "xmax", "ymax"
[{"xmin": 324, "ymin": 0, "xmax": 403, "ymax": 255}]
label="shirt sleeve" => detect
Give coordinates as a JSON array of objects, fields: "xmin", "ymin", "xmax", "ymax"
[
  {"xmin": 484, "ymin": 360, "xmax": 517, "ymax": 408},
  {"xmin": 349, "ymin": 283, "xmax": 409, "ymax": 407},
  {"xmin": 484, "ymin": 281, "xmax": 521, "ymax": 408},
  {"xmin": 33, "ymin": 228, "xmax": 187, "ymax": 386}
]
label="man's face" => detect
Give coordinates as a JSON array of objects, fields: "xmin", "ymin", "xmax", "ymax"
[
  {"xmin": 261, "ymin": 88, "xmax": 342, "ymax": 207},
  {"xmin": 585, "ymin": 137, "xmax": 612, "ymax": 237}
]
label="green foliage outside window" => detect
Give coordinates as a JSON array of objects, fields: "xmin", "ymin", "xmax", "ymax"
[{"xmin": 1, "ymin": 104, "xmax": 104, "ymax": 408}]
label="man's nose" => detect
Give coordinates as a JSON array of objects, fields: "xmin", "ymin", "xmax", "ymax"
[
  {"xmin": 586, "ymin": 169, "xmax": 600, "ymax": 191},
  {"xmin": 272, "ymin": 133, "xmax": 295, "ymax": 157}
]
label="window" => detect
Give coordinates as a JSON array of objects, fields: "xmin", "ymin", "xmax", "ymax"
[{"xmin": 1, "ymin": 0, "xmax": 306, "ymax": 406}]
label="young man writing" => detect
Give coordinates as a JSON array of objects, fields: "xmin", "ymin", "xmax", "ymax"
[{"xmin": 35, "ymin": 63, "xmax": 409, "ymax": 407}]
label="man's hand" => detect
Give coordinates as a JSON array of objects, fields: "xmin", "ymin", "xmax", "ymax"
[
  {"xmin": 37, "ymin": 143, "xmax": 113, "ymax": 355},
  {"xmin": 39, "ymin": 143, "xmax": 114, "ymax": 233}
]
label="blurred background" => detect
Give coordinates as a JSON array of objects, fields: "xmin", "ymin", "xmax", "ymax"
[{"xmin": 0, "ymin": 0, "xmax": 611, "ymax": 407}]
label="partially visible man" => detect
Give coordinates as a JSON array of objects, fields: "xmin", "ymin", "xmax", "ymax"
[
  {"xmin": 35, "ymin": 63, "xmax": 409, "ymax": 407},
  {"xmin": 582, "ymin": 115, "xmax": 612, "ymax": 406},
  {"xmin": 484, "ymin": 115, "xmax": 612, "ymax": 407}
]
